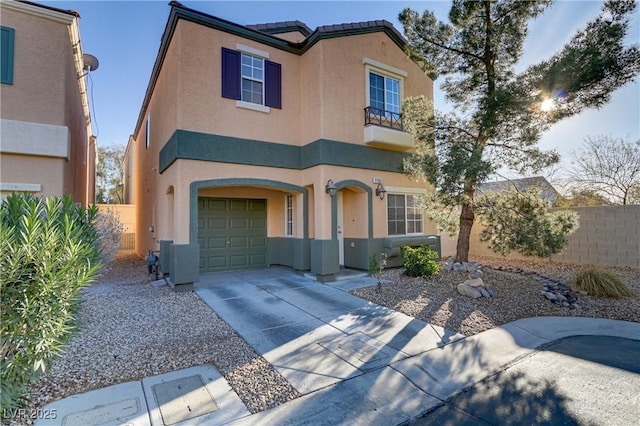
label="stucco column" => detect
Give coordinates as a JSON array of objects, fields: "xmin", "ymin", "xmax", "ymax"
[{"xmin": 310, "ymin": 178, "xmax": 339, "ymax": 279}]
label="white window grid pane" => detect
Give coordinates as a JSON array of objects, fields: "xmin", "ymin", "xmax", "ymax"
[
  {"xmin": 385, "ymin": 77, "xmax": 400, "ymax": 114},
  {"xmin": 242, "ymin": 79, "xmax": 263, "ymax": 104},
  {"xmin": 241, "ymin": 53, "xmax": 264, "ymax": 82}
]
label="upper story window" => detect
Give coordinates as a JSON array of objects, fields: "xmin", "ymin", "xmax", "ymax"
[
  {"xmin": 370, "ymin": 72, "xmax": 400, "ymax": 116},
  {"xmin": 222, "ymin": 46, "xmax": 282, "ymax": 111},
  {"xmin": 363, "ymin": 58, "xmax": 407, "ymax": 131},
  {"xmin": 241, "ymin": 53, "xmax": 264, "ymax": 105},
  {"xmin": 388, "ymin": 193, "xmax": 423, "ymax": 236},
  {"xmin": 1, "ymin": 26, "xmax": 15, "ymax": 85}
]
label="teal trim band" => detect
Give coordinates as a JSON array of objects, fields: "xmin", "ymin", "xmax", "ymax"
[
  {"xmin": 159, "ymin": 130, "xmax": 408, "ymax": 174},
  {"xmin": 301, "ymin": 139, "xmax": 407, "ymax": 171},
  {"xmin": 189, "ymin": 178, "xmax": 309, "ymax": 245},
  {"xmin": 160, "ymin": 130, "xmax": 300, "ymax": 173},
  {"xmin": 330, "ymin": 180, "xmax": 373, "ymax": 241}
]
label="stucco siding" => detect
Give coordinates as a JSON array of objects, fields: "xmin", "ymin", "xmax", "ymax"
[
  {"xmin": 0, "ymin": 154, "xmax": 65, "ymax": 197},
  {"xmin": 0, "ymin": 8, "xmax": 67, "ymax": 125}
]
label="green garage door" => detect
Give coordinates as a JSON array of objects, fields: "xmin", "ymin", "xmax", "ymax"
[{"xmin": 198, "ymin": 198, "xmax": 267, "ymax": 273}]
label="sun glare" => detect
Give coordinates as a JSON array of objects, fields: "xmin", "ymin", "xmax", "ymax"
[{"xmin": 540, "ymin": 98, "xmax": 555, "ymax": 112}]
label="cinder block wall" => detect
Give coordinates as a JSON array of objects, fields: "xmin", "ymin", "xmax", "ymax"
[
  {"xmin": 461, "ymin": 205, "xmax": 640, "ymax": 267},
  {"xmin": 97, "ymin": 204, "xmax": 136, "ymax": 251}
]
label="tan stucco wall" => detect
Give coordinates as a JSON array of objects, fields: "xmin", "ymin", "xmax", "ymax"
[
  {"xmin": 0, "ymin": 3, "xmax": 93, "ymax": 204},
  {"xmin": 97, "ymin": 204, "xmax": 136, "ymax": 233},
  {"xmin": 0, "ymin": 8, "xmax": 67, "ymax": 124},
  {"xmin": 0, "ymin": 154, "xmax": 65, "ymax": 197}
]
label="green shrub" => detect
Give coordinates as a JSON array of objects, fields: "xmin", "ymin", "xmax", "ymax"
[
  {"xmin": 401, "ymin": 246, "xmax": 440, "ymax": 278},
  {"xmin": 571, "ymin": 267, "xmax": 635, "ymax": 298},
  {"xmin": 0, "ymin": 194, "xmax": 101, "ymax": 410}
]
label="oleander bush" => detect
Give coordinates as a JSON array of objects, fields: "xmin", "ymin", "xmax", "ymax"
[
  {"xmin": 402, "ymin": 246, "xmax": 440, "ymax": 278},
  {"xmin": 571, "ymin": 267, "xmax": 635, "ymax": 298},
  {"xmin": 0, "ymin": 194, "xmax": 101, "ymax": 411}
]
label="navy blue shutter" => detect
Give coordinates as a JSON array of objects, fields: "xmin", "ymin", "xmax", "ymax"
[
  {"xmin": 221, "ymin": 47, "xmax": 240, "ymax": 100},
  {"xmin": 264, "ymin": 60, "xmax": 282, "ymax": 109}
]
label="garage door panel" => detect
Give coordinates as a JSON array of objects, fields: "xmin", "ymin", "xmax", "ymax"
[
  {"xmin": 208, "ymin": 237, "xmax": 226, "ymax": 249},
  {"xmin": 230, "ymin": 255, "xmax": 248, "ymax": 267},
  {"xmin": 208, "ymin": 256, "xmax": 227, "ymax": 269},
  {"xmin": 208, "ymin": 199, "xmax": 227, "ymax": 211},
  {"xmin": 208, "ymin": 217, "xmax": 226, "ymax": 229},
  {"xmin": 251, "ymin": 254, "xmax": 266, "ymax": 266},
  {"xmin": 249, "ymin": 200, "xmax": 266, "ymax": 212},
  {"xmin": 230, "ymin": 200, "xmax": 247, "ymax": 211},
  {"xmin": 230, "ymin": 237, "xmax": 247, "ymax": 248},
  {"xmin": 250, "ymin": 237, "xmax": 266, "ymax": 248},
  {"xmin": 230, "ymin": 217, "xmax": 248, "ymax": 229},
  {"xmin": 250, "ymin": 218, "xmax": 266, "ymax": 229},
  {"xmin": 199, "ymin": 197, "xmax": 267, "ymax": 273}
]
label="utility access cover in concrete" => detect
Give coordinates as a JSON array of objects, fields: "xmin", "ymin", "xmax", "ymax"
[
  {"xmin": 62, "ymin": 397, "xmax": 140, "ymax": 426},
  {"xmin": 152, "ymin": 375, "xmax": 218, "ymax": 425}
]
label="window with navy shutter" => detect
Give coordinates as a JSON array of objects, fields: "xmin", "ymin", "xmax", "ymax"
[
  {"xmin": 1, "ymin": 26, "xmax": 15, "ymax": 85},
  {"xmin": 221, "ymin": 47, "xmax": 281, "ymax": 109}
]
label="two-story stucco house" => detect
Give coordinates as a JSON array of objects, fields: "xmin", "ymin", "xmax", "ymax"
[
  {"xmin": 126, "ymin": 1, "xmax": 439, "ymax": 288},
  {"xmin": 0, "ymin": 0, "xmax": 96, "ymax": 204}
]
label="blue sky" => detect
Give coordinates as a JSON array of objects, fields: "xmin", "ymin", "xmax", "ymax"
[{"xmin": 40, "ymin": 0, "xmax": 639, "ymax": 173}]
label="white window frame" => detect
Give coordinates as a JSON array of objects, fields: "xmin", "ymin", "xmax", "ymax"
[
  {"xmin": 235, "ymin": 44, "xmax": 271, "ymax": 113},
  {"xmin": 387, "ymin": 193, "xmax": 424, "ymax": 236},
  {"xmin": 363, "ymin": 57, "xmax": 406, "ymax": 115},
  {"xmin": 240, "ymin": 52, "xmax": 265, "ymax": 105},
  {"xmin": 285, "ymin": 194, "xmax": 294, "ymax": 237}
]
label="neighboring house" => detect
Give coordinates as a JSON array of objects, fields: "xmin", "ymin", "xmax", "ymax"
[
  {"xmin": 126, "ymin": 1, "xmax": 438, "ymax": 287},
  {"xmin": 0, "ymin": 0, "xmax": 96, "ymax": 204},
  {"xmin": 477, "ymin": 176, "xmax": 561, "ymax": 206}
]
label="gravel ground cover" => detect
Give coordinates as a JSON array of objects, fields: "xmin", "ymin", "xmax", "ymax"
[
  {"xmin": 5, "ymin": 252, "xmax": 299, "ymax": 426},
  {"xmin": 353, "ymin": 256, "xmax": 640, "ymax": 337}
]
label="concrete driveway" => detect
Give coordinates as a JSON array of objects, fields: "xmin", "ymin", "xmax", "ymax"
[
  {"xmin": 194, "ymin": 267, "xmax": 640, "ymax": 426},
  {"xmin": 195, "ymin": 268, "xmax": 464, "ymax": 398}
]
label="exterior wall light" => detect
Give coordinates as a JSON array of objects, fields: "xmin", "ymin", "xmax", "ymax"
[
  {"xmin": 375, "ymin": 183, "xmax": 387, "ymax": 200},
  {"xmin": 325, "ymin": 179, "xmax": 337, "ymax": 197}
]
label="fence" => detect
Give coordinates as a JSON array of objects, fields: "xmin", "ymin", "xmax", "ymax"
[
  {"xmin": 97, "ymin": 204, "xmax": 136, "ymax": 252},
  {"xmin": 442, "ymin": 205, "xmax": 640, "ymax": 267}
]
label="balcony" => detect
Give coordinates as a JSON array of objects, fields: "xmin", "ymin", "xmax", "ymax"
[{"xmin": 363, "ymin": 107, "xmax": 414, "ymax": 151}]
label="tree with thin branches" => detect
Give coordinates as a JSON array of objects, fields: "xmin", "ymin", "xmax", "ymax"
[
  {"xmin": 568, "ymin": 136, "xmax": 640, "ymax": 205},
  {"xmin": 401, "ymin": 0, "xmax": 640, "ymax": 262}
]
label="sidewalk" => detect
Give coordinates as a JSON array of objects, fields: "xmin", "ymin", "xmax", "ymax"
[{"xmin": 37, "ymin": 268, "xmax": 640, "ymax": 425}]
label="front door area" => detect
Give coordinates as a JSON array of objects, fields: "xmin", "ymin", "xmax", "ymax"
[{"xmin": 198, "ymin": 197, "xmax": 267, "ymax": 273}]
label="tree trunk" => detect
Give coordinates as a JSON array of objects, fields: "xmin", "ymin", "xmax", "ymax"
[{"xmin": 455, "ymin": 200, "xmax": 475, "ymax": 263}]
